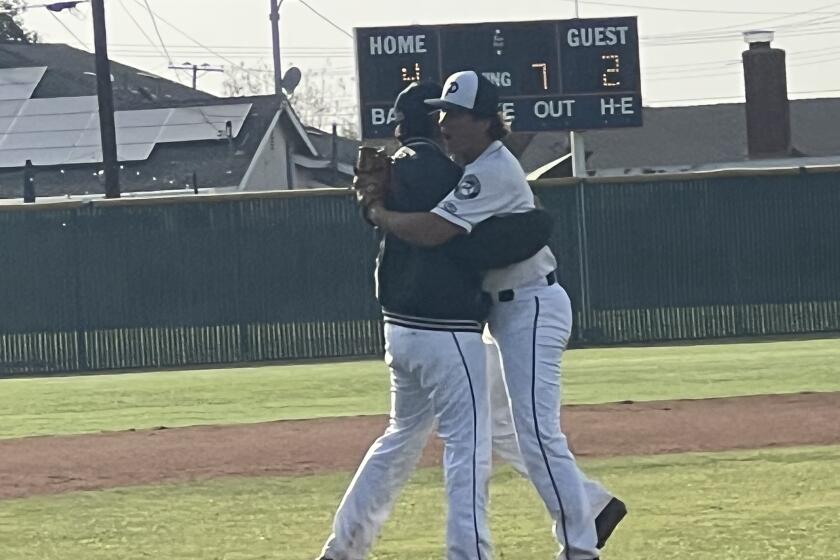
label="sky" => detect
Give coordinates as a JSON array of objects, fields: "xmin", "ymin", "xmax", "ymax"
[{"xmin": 17, "ymin": 0, "xmax": 840, "ymax": 122}]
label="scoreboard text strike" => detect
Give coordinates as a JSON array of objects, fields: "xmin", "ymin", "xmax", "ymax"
[{"xmin": 355, "ymin": 17, "xmax": 642, "ymax": 138}]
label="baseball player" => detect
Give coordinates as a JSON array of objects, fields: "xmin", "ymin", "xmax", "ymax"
[
  {"xmin": 365, "ymin": 70, "xmax": 626, "ymax": 560},
  {"xmin": 318, "ymin": 81, "xmax": 554, "ymax": 560}
]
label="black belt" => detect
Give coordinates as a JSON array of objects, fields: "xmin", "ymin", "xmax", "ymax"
[{"xmin": 497, "ymin": 271, "xmax": 556, "ymax": 302}]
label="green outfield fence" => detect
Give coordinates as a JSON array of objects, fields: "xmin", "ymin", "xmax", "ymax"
[{"xmin": 1, "ymin": 168, "xmax": 839, "ymax": 375}]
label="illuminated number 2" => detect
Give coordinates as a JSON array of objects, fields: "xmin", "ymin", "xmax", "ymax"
[
  {"xmin": 401, "ymin": 63, "xmax": 421, "ymax": 83},
  {"xmin": 602, "ymin": 54, "xmax": 620, "ymax": 87},
  {"xmin": 531, "ymin": 62, "xmax": 549, "ymax": 90}
]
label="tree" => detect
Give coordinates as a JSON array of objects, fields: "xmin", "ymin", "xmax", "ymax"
[
  {"xmin": 289, "ymin": 66, "xmax": 358, "ymax": 139},
  {"xmin": 222, "ymin": 60, "xmax": 359, "ymax": 139},
  {"xmin": 222, "ymin": 62, "xmax": 274, "ymax": 97},
  {"xmin": 0, "ymin": 0, "xmax": 37, "ymax": 43}
]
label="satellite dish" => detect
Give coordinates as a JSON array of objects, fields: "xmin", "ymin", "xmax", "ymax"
[{"xmin": 281, "ymin": 66, "xmax": 302, "ymax": 95}]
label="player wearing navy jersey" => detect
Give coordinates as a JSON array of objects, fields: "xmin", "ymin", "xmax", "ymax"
[
  {"xmin": 366, "ymin": 71, "xmax": 625, "ymax": 560},
  {"xmin": 318, "ymin": 81, "xmax": 554, "ymax": 560}
]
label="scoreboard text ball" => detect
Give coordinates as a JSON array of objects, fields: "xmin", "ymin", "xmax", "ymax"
[{"xmin": 355, "ymin": 17, "xmax": 642, "ymax": 139}]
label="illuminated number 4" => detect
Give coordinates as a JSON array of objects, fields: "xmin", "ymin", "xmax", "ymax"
[{"xmin": 401, "ymin": 63, "xmax": 421, "ymax": 83}]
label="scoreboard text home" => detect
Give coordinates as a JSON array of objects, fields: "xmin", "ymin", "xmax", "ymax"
[{"xmin": 355, "ymin": 17, "xmax": 642, "ymax": 139}]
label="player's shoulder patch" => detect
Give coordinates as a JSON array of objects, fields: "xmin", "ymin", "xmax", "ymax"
[
  {"xmin": 454, "ymin": 174, "xmax": 481, "ymax": 200},
  {"xmin": 393, "ymin": 146, "xmax": 417, "ymax": 160}
]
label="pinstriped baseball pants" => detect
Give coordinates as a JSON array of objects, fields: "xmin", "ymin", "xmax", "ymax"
[
  {"xmin": 486, "ymin": 331, "xmax": 614, "ymax": 518},
  {"xmin": 487, "ymin": 282, "xmax": 600, "ymax": 560},
  {"xmin": 319, "ymin": 323, "xmax": 493, "ymax": 560}
]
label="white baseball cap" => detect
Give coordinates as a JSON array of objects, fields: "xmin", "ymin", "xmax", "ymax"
[{"xmin": 424, "ymin": 70, "xmax": 500, "ymax": 117}]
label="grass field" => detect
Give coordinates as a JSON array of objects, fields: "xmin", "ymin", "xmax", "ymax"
[
  {"xmin": 1, "ymin": 338, "xmax": 838, "ymax": 439},
  {"xmin": 1, "ymin": 446, "xmax": 838, "ymax": 559}
]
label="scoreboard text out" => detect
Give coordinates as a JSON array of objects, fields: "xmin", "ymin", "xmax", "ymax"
[{"xmin": 355, "ymin": 17, "xmax": 642, "ymax": 138}]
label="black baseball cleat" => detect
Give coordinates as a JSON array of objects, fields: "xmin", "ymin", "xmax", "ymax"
[{"xmin": 595, "ymin": 497, "xmax": 628, "ymax": 549}]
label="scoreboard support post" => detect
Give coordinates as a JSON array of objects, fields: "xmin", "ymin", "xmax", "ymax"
[{"xmin": 571, "ymin": 131, "xmax": 587, "ymax": 178}]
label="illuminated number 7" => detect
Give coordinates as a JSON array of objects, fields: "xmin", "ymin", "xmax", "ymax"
[
  {"xmin": 602, "ymin": 54, "xmax": 620, "ymax": 87},
  {"xmin": 401, "ymin": 63, "xmax": 421, "ymax": 83},
  {"xmin": 531, "ymin": 62, "xmax": 549, "ymax": 90}
]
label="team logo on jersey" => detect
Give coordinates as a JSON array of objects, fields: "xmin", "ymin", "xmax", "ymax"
[
  {"xmin": 443, "ymin": 201, "xmax": 459, "ymax": 214},
  {"xmin": 454, "ymin": 174, "xmax": 481, "ymax": 200}
]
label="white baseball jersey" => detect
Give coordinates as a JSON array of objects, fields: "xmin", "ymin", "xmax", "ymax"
[
  {"xmin": 434, "ymin": 141, "xmax": 612, "ymax": 559},
  {"xmin": 431, "ymin": 140, "xmax": 558, "ymax": 293}
]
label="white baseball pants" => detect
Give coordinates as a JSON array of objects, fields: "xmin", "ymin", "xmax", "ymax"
[
  {"xmin": 487, "ymin": 282, "xmax": 601, "ymax": 560},
  {"xmin": 320, "ymin": 322, "xmax": 493, "ymax": 560},
  {"xmin": 486, "ymin": 331, "xmax": 614, "ymax": 515}
]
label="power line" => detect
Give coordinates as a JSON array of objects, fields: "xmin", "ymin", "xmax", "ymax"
[
  {"xmin": 645, "ymin": 42, "xmax": 840, "ymax": 76},
  {"xmin": 644, "ymin": 25, "xmax": 840, "ymax": 48},
  {"xmin": 140, "ymin": 0, "xmax": 172, "ymax": 64},
  {"xmin": 46, "ymin": 9, "xmax": 88, "ymax": 49},
  {"xmin": 648, "ymin": 87, "xmax": 840, "ymax": 104},
  {"xmin": 116, "ymin": 0, "xmax": 191, "ymax": 85},
  {"xmin": 127, "ymin": 0, "xmax": 260, "ymax": 79},
  {"xmin": 106, "ymin": 43, "xmax": 352, "ymax": 51},
  {"xmin": 645, "ymin": 53, "xmax": 840, "ymax": 82},
  {"xmin": 167, "ymin": 62, "xmax": 224, "ymax": 90},
  {"xmin": 643, "ymin": 17, "xmax": 840, "ymax": 46},
  {"xmin": 107, "ymin": 45, "xmax": 352, "ymax": 55},
  {"xmin": 560, "ymin": 0, "xmax": 840, "ymax": 15},
  {"xmin": 16, "ymin": 0, "xmax": 89, "ymax": 9},
  {"xmin": 116, "ymin": 0, "xmax": 165, "ymax": 60},
  {"xmin": 297, "ymin": 0, "xmax": 352, "ymax": 39},
  {"xmin": 643, "ymin": 0, "xmax": 840, "ymax": 41}
]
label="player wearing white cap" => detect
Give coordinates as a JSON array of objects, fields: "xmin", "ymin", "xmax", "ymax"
[
  {"xmin": 319, "ymin": 81, "xmax": 557, "ymax": 560},
  {"xmin": 366, "ymin": 70, "xmax": 626, "ymax": 560}
]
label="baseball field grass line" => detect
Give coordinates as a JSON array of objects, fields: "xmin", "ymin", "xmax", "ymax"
[
  {"xmin": 1, "ymin": 445, "xmax": 838, "ymax": 560},
  {"xmin": 1, "ymin": 338, "xmax": 839, "ymax": 440}
]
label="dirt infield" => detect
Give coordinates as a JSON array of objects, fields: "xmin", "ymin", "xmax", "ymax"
[{"xmin": 1, "ymin": 392, "xmax": 839, "ymax": 501}]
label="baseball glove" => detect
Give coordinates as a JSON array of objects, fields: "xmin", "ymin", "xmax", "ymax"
[{"xmin": 353, "ymin": 146, "xmax": 392, "ymax": 207}]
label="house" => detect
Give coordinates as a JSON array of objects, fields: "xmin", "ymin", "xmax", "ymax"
[
  {"xmin": 0, "ymin": 43, "xmax": 354, "ymax": 199},
  {"xmin": 301, "ymin": 125, "xmax": 358, "ymax": 187},
  {"xmin": 519, "ymin": 99, "xmax": 840, "ymax": 180},
  {"xmin": 517, "ymin": 33, "xmax": 840, "ymax": 179}
]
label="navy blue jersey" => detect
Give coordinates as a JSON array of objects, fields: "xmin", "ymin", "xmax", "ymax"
[{"xmin": 376, "ymin": 137, "xmax": 490, "ymax": 322}]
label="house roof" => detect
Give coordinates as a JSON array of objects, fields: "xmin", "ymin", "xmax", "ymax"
[
  {"xmin": 521, "ymin": 97, "xmax": 840, "ymax": 177},
  {"xmin": 0, "ymin": 42, "xmax": 216, "ymax": 107},
  {"xmin": 305, "ymin": 125, "xmax": 359, "ymax": 168},
  {"xmin": 0, "ymin": 43, "xmax": 327, "ymax": 198},
  {"xmin": 0, "ymin": 95, "xmax": 293, "ymax": 197}
]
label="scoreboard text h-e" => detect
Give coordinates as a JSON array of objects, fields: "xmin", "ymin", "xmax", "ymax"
[{"xmin": 355, "ymin": 17, "xmax": 642, "ymax": 139}]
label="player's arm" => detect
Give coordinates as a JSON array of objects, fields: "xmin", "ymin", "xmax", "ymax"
[
  {"xmin": 369, "ymin": 168, "xmax": 513, "ymax": 248},
  {"xmin": 442, "ymin": 209, "xmax": 554, "ymax": 270},
  {"xmin": 367, "ymin": 203, "xmax": 465, "ymax": 247}
]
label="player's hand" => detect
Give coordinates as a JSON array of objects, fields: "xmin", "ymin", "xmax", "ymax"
[
  {"xmin": 353, "ymin": 174, "xmax": 388, "ymax": 207},
  {"xmin": 352, "ymin": 146, "xmax": 392, "ymax": 208}
]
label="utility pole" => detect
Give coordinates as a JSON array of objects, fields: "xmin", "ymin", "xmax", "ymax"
[
  {"xmin": 270, "ymin": 0, "xmax": 283, "ymax": 95},
  {"xmin": 570, "ymin": 0, "xmax": 586, "ymax": 179},
  {"xmin": 91, "ymin": 0, "xmax": 120, "ymax": 198},
  {"xmin": 168, "ymin": 62, "xmax": 224, "ymax": 90}
]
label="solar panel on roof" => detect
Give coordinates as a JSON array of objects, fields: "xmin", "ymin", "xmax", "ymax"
[
  {"xmin": 0, "ymin": 67, "xmax": 253, "ymax": 168},
  {"xmin": 0, "ymin": 67, "xmax": 46, "ymax": 101},
  {"xmin": 0, "ymin": 100, "xmax": 26, "ymax": 119}
]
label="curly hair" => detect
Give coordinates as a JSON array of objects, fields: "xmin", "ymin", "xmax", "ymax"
[{"xmin": 486, "ymin": 113, "xmax": 510, "ymax": 141}]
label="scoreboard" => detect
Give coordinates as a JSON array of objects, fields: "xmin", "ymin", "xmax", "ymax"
[{"xmin": 355, "ymin": 17, "xmax": 642, "ymax": 139}]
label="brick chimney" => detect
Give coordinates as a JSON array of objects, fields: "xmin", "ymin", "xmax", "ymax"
[{"xmin": 742, "ymin": 30, "xmax": 791, "ymax": 158}]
